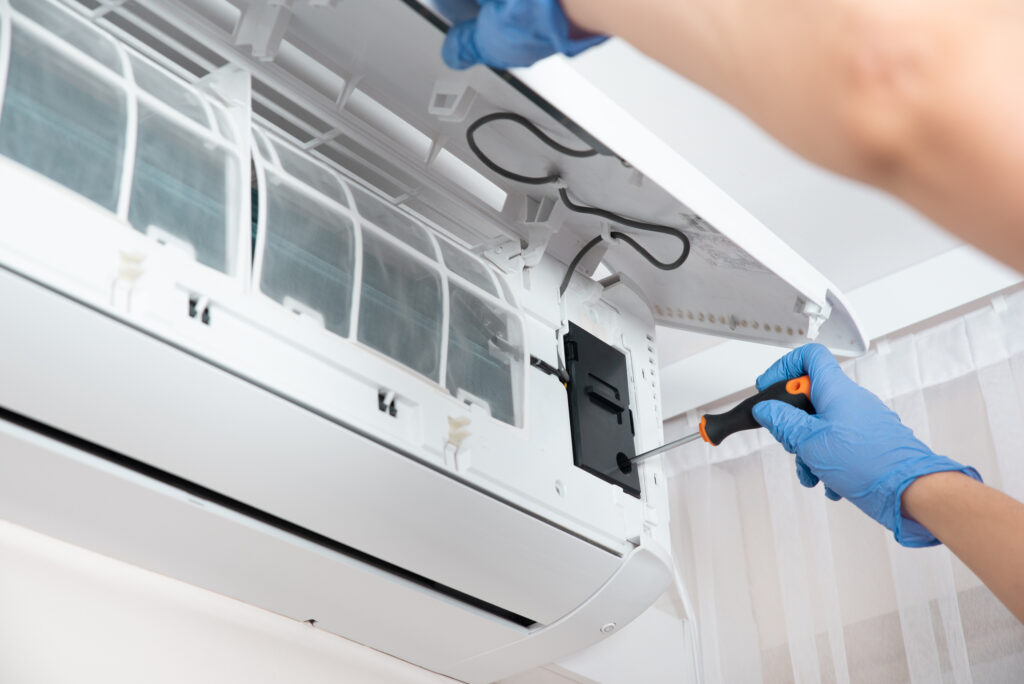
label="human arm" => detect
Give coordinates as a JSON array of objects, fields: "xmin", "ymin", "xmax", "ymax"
[
  {"xmin": 443, "ymin": 0, "xmax": 1024, "ymax": 273},
  {"xmin": 752, "ymin": 344, "xmax": 1024, "ymax": 623},
  {"xmin": 903, "ymin": 471, "xmax": 1024, "ymax": 622}
]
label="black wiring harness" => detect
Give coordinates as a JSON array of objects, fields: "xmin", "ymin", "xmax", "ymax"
[{"xmin": 466, "ymin": 112, "xmax": 691, "ymax": 295}]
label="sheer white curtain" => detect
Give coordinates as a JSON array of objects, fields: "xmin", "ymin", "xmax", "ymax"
[{"xmin": 662, "ymin": 289, "xmax": 1024, "ymax": 684}]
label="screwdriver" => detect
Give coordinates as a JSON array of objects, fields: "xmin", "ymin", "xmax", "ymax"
[{"xmin": 630, "ymin": 375, "xmax": 814, "ymax": 465}]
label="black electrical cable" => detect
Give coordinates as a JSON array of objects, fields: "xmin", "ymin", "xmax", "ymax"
[
  {"xmin": 559, "ymin": 187, "xmax": 690, "ymax": 270},
  {"xmin": 529, "ymin": 355, "xmax": 570, "ymax": 385},
  {"xmin": 466, "ymin": 112, "xmax": 598, "ymax": 186},
  {"xmin": 466, "ymin": 112, "xmax": 691, "ymax": 295},
  {"xmin": 555, "ymin": 229, "xmax": 690, "ymax": 296},
  {"xmin": 557, "ymin": 235, "xmax": 604, "ymax": 297}
]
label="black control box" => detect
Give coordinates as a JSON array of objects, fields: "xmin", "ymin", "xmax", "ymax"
[{"xmin": 564, "ymin": 323, "xmax": 640, "ymax": 497}]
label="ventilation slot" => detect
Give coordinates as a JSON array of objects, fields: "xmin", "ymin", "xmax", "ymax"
[
  {"xmin": 98, "ymin": 4, "xmax": 226, "ymax": 79},
  {"xmin": 252, "ymin": 78, "xmax": 333, "ymax": 144},
  {"xmin": 253, "ymin": 100, "xmax": 318, "ymax": 146},
  {"xmin": 120, "ymin": 3, "xmax": 226, "ymax": 68},
  {"xmin": 405, "ymin": 191, "xmax": 509, "ymax": 246},
  {"xmin": 314, "ymin": 135, "xmax": 420, "ymax": 201},
  {"xmin": 69, "ymin": 0, "xmax": 103, "ymax": 11},
  {"xmin": 173, "ymin": 0, "xmax": 241, "ymax": 34}
]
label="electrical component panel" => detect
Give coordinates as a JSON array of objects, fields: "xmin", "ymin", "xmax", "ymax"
[{"xmin": 565, "ymin": 323, "xmax": 641, "ymax": 497}]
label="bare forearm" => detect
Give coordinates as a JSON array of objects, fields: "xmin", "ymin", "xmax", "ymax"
[
  {"xmin": 562, "ymin": 0, "xmax": 1024, "ymax": 273},
  {"xmin": 903, "ymin": 471, "xmax": 1024, "ymax": 622},
  {"xmin": 562, "ymin": 0, "xmax": 922, "ymax": 174}
]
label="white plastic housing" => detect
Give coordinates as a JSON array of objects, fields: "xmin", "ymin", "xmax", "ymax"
[{"xmin": 0, "ymin": 0, "xmax": 865, "ymax": 681}]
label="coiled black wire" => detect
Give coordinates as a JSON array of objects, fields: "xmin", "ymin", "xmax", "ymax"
[{"xmin": 465, "ymin": 112, "xmax": 691, "ymax": 294}]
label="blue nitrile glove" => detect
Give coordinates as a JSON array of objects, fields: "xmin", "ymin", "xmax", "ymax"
[
  {"xmin": 751, "ymin": 343, "xmax": 982, "ymax": 547},
  {"xmin": 436, "ymin": 0, "xmax": 607, "ymax": 70}
]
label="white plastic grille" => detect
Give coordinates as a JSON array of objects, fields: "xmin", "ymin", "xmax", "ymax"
[
  {"xmin": 253, "ymin": 128, "xmax": 525, "ymax": 425},
  {"xmin": 0, "ymin": 0, "xmax": 248, "ymax": 277}
]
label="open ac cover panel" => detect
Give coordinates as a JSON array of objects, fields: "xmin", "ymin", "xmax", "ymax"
[
  {"xmin": 0, "ymin": 0, "xmax": 866, "ymax": 682},
  {"xmin": 227, "ymin": 0, "xmax": 866, "ymax": 353}
]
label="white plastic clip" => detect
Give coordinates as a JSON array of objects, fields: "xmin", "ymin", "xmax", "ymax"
[
  {"xmin": 112, "ymin": 250, "xmax": 147, "ymax": 311},
  {"xmin": 447, "ymin": 416, "xmax": 471, "ymax": 448},
  {"xmin": 117, "ymin": 250, "xmax": 147, "ymax": 284},
  {"xmin": 600, "ymin": 222, "xmax": 619, "ymax": 247},
  {"xmin": 445, "ymin": 416, "xmax": 472, "ymax": 471},
  {"xmin": 795, "ymin": 297, "xmax": 832, "ymax": 339},
  {"xmin": 233, "ymin": 0, "xmax": 294, "ymax": 62},
  {"xmin": 523, "ymin": 194, "xmax": 557, "ymax": 224},
  {"xmin": 428, "ymin": 79, "xmax": 478, "ymax": 123}
]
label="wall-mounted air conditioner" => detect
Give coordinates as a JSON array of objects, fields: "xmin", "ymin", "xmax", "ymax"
[{"xmin": 0, "ymin": 1, "xmax": 866, "ymax": 681}]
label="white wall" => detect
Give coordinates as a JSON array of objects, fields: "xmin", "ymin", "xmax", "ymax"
[{"xmin": 0, "ymin": 520, "xmax": 452, "ymax": 684}]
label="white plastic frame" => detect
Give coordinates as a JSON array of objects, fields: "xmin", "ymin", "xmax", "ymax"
[
  {"xmin": 252, "ymin": 128, "xmax": 528, "ymax": 427},
  {"xmin": 0, "ymin": 5, "xmax": 661, "ymax": 661},
  {"xmin": 2, "ymin": 0, "xmax": 250, "ymax": 281},
  {"xmin": 0, "ymin": 0, "xmax": 10, "ymax": 125}
]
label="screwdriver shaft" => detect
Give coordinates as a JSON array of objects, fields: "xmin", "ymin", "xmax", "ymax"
[
  {"xmin": 629, "ymin": 376, "xmax": 813, "ymax": 467},
  {"xmin": 630, "ymin": 431, "xmax": 703, "ymax": 465}
]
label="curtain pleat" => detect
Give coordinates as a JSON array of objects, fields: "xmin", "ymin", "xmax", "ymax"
[
  {"xmin": 690, "ymin": 452, "xmax": 726, "ymax": 684},
  {"xmin": 967, "ymin": 306, "xmax": 1024, "ymax": 502},
  {"xmin": 666, "ymin": 289, "xmax": 1024, "ymax": 683},
  {"xmin": 762, "ymin": 440, "xmax": 823, "ymax": 684},
  {"xmin": 798, "ymin": 476, "xmax": 850, "ymax": 684}
]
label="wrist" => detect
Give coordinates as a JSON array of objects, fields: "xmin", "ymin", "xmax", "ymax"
[
  {"xmin": 902, "ymin": 469, "xmax": 976, "ymax": 519},
  {"xmin": 894, "ymin": 465, "xmax": 983, "ymax": 547}
]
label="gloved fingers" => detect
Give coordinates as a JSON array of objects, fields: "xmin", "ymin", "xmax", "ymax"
[
  {"xmin": 752, "ymin": 399, "xmax": 819, "ymax": 454},
  {"xmin": 441, "ymin": 20, "xmax": 483, "ymax": 69},
  {"xmin": 755, "ymin": 343, "xmax": 840, "ymax": 391},
  {"xmin": 756, "ymin": 344, "xmax": 849, "ymax": 413},
  {"xmin": 433, "ymin": 0, "xmax": 482, "ymax": 24},
  {"xmin": 794, "ymin": 456, "xmax": 820, "ymax": 488},
  {"xmin": 795, "ymin": 455, "xmax": 843, "ymax": 501},
  {"xmin": 756, "ymin": 344, "xmax": 811, "ymax": 391}
]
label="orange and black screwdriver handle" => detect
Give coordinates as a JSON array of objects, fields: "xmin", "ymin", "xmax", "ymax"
[{"xmin": 698, "ymin": 376, "xmax": 814, "ymax": 446}]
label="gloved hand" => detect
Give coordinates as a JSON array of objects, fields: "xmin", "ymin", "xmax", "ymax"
[
  {"xmin": 435, "ymin": 0, "xmax": 607, "ymax": 70},
  {"xmin": 751, "ymin": 343, "xmax": 982, "ymax": 547}
]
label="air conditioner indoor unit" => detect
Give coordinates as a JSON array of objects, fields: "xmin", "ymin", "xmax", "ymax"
[{"xmin": 0, "ymin": 1, "xmax": 867, "ymax": 681}]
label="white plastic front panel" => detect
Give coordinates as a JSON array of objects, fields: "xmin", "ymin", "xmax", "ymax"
[
  {"xmin": 0, "ymin": 0, "xmax": 652, "ymax": 558},
  {"xmin": 0, "ymin": 1, "xmax": 679, "ymax": 678},
  {"xmin": 43, "ymin": 0, "xmax": 865, "ymax": 354},
  {"xmin": 0, "ymin": 260, "xmax": 620, "ymax": 627},
  {"xmin": 233, "ymin": 0, "xmax": 866, "ymax": 352},
  {"xmin": 0, "ymin": 419, "xmax": 530, "ymax": 673}
]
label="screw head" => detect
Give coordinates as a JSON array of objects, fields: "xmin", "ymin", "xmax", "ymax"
[{"xmin": 600, "ymin": 622, "xmax": 616, "ymax": 634}]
